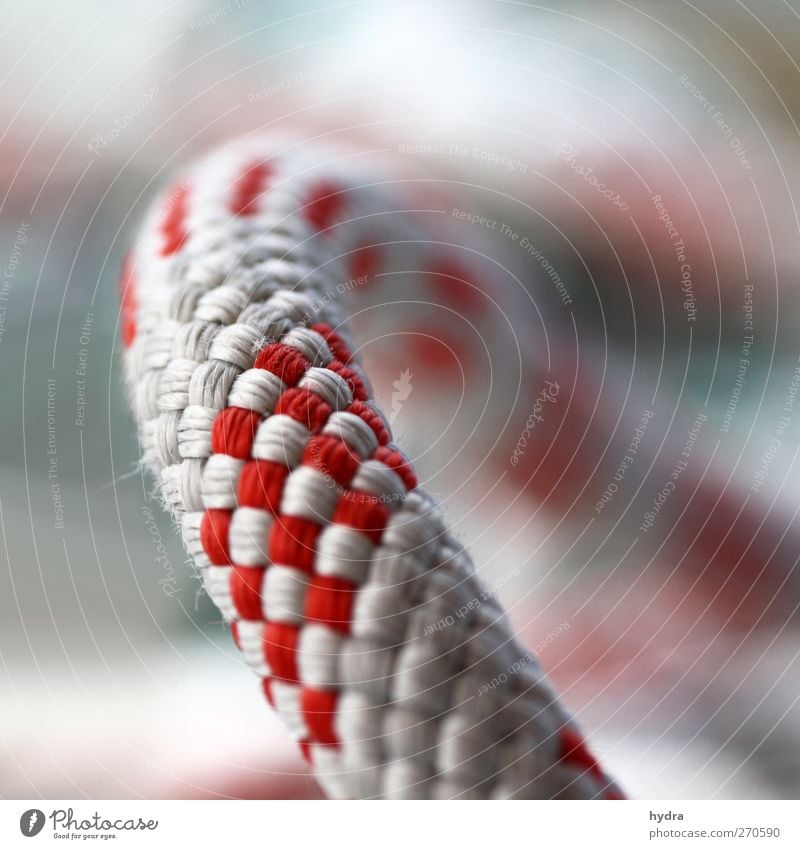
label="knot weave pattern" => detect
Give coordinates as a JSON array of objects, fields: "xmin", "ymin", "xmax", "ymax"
[{"xmin": 120, "ymin": 137, "xmax": 624, "ymax": 800}]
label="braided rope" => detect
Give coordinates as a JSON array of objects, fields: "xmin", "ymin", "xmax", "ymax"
[{"xmin": 120, "ymin": 136, "xmax": 624, "ymax": 800}]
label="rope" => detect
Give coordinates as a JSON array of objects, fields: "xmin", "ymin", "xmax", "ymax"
[{"xmin": 120, "ymin": 136, "xmax": 625, "ymax": 800}]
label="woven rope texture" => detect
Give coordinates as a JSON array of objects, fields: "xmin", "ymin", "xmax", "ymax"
[{"xmin": 120, "ymin": 137, "xmax": 624, "ymax": 800}]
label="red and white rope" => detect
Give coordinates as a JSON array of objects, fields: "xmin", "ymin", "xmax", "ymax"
[{"xmin": 120, "ymin": 136, "xmax": 624, "ymax": 800}]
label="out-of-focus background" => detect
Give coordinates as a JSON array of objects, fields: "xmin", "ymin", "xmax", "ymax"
[{"xmin": 2, "ymin": 0, "xmax": 800, "ymax": 799}]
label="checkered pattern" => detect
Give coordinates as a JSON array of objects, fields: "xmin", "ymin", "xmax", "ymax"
[{"xmin": 120, "ymin": 137, "xmax": 624, "ymax": 799}]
